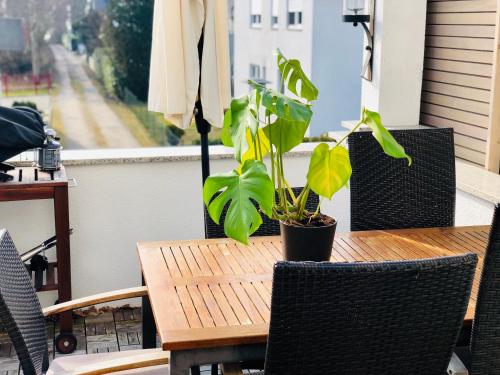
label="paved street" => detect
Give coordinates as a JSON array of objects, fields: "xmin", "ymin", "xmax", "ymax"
[{"xmin": 50, "ymin": 45, "xmax": 140, "ymax": 149}]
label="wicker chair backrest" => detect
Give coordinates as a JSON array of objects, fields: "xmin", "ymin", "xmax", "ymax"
[
  {"xmin": 469, "ymin": 205, "xmax": 500, "ymax": 374},
  {"xmin": 348, "ymin": 127, "xmax": 456, "ymax": 231},
  {"xmin": 264, "ymin": 255, "xmax": 477, "ymax": 375},
  {"xmin": 0, "ymin": 230, "xmax": 48, "ymax": 375}
]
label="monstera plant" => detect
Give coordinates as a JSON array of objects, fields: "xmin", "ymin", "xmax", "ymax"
[{"xmin": 203, "ymin": 50, "xmax": 411, "ymax": 261}]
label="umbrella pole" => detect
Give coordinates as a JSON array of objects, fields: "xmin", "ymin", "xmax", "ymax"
[
  {"xmin": 195, "ymin": 30, "xmax": 213, "ymax": 246},
  {"xmin": 195, "ymin": 30, "xmax": 211, "ymax": 185},
  {"xmin": 194, "ymin": 102, "xmax": 211, "ymax": 184}
]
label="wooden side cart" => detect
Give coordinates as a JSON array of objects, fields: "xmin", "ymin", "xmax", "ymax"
[{"xmin": 0, "ymin": 166, "xmax": 75, "ymax": 352}]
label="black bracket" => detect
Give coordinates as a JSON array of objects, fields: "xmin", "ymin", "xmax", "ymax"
[{"xmin": 356, "ymin": 22, "xmax": 374, "ymax": 81}]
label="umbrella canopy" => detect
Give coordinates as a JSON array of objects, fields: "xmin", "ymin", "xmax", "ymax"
[
  {"xmin": 0, "ymin": 106, "xmax": 45, "ymax": 162},
  {"xmin": 148, "ymin": 0, "xmax": 231, "ymax": 129}
]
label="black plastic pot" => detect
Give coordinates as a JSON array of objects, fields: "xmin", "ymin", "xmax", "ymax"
[{"xmin": 280, "ymin": 217, "xmax": 337, "ymax": 262}]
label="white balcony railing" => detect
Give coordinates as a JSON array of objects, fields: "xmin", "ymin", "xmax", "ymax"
[{"xmin": 0, "ymin": 144, "xmax": 496, "ymax": 307}]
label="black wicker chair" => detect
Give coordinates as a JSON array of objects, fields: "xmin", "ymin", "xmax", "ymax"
[
  {"xmin": 222, "ymin": 254, "xmax": 477, "ymax": 375},
  {"xmin": 451, "ymin": 205, "xmax": 500, "ymax": 375},
  {"xmin": 0, "ymin": 230, "xmax": 49, "ymax": 374},
  {"xmin": 205, "ymin": 187, "xmax": 319, "ymax": 238},
  {"xmin": 0, "ymin": 229, "xmax": 168, "ymax": 375},
  {"xmin": 348, "ymin": 127, "xmax": 456, "ymax": 231}
]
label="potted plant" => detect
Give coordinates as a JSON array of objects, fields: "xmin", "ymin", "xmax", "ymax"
[{"xmin": 203, "ymin": 50, "xmax": 411, "ymax": 261}]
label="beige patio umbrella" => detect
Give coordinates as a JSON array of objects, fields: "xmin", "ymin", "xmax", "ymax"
[{"xmin": 148, "ymin": 0, "xmax": 231, "ymax": 174}]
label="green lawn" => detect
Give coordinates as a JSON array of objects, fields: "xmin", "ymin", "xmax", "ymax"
[{"xmin": 2, "ymin": 88, "xmax": 51, "ymax": 97}]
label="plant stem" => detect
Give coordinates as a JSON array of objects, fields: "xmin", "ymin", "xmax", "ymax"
[
  {"xmin": 296, "ymin": 184, "xmax": 310, "ymax": 220},
  {"xmin": 278, "ymin": 147, "xmax": 289, "ymax": 215},
  {"xmin": 256, "ymin": 130, "xmax": 262, "ymax": 161},
  {"xmin": 276, "ymin": 147, "xmax": 284, "ymax": 208},
  {"xmin": 313, "ymin": 198, "xmax": 322, "ymax": 218},
  {"xmin": 267, "ymin": 114, "xmax": 276, "ymax": 190},
  {"xmin": 332, "ymin": 120, "xmax": 364, "ymax": 150},
  {"xmin": 283, "ymin": 179, "xmax": 297, "ymax": 205},
  {"xmin": 252, "ymin": 137, "xmax": 259, "ymax": 160}
]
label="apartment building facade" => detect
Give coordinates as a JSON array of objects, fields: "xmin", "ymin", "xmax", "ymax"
[{"xmin": 233, "ymin": 0, "xmax": 364, "ymax": 134}]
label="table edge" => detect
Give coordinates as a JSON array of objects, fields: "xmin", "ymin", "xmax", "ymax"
[{"xmin": 137, "ymin": 225, "xmax": 490, "ymax": 249}]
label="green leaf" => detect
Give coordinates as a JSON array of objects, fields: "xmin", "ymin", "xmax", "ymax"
[
  {"xmin": 249, "ymin": 80, "xmax": 312, "ymax": 124},
  {"xmin": 242, "ymin": 128, "xmax": 270, "ymax": 163},
  {"xmin": 203, "ymin": 160, "xmax": 274, "ymax": 244},
  {"xmin": 362, "ymin": 109, "xmax": 413, "ymax": 166},
  {"xmin": 276, "ymin": 49, "xmax": 318, "ymax": 102},
  {"xmin": 224, "ymin": 94, "xmax": 259, "ymax": 162},
  {"xmin": 307, "ymin": 143, "xmax": 352, "ymax": 199},
  {"xmin": 221, "ymin": 108, "xmax": 233, "ymax": 147},
  {"xmin": 263, "ymin": 118, "xmax": 309, "ymax": 153}
]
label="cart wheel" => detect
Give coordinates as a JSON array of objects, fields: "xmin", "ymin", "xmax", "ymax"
[{"xmin": 55, "ymin": 332, "xmax": 77, "ymax": 354}]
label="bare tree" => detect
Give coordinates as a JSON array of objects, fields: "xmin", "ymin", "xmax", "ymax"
[
  {"xmin": 1, "ymin": 0, "xmax": 69, "ymax": 76},
  {"xmin": 27, "ymin": 0, "xmax": 56, "ymax": 76}
]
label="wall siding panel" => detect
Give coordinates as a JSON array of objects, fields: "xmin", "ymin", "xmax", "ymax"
[{"xmin": 421, "ymin": 0, "xmax": 499, "ymax": 166}]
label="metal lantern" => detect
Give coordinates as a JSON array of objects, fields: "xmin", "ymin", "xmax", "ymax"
[
  {"xmin": 36, "ymin": 129, "xmax": 62, "ymax": 171},
  {"xmin": 342, "ymin": 0, "xmax": 371, "ymax": 24}
]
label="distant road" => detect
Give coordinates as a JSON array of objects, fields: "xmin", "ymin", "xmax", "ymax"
[{"xmin": 50, "ymin": 45, "xmax": 140, "ymax": 149}]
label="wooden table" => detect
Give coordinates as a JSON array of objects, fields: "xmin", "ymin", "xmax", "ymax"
[
  {"xmin": 0, "ymin": 166, "xmax": 73, "ymax": 333},
  {"xmin": 138, "ymin": 226, "xmax": 489, "ymax": 375}
]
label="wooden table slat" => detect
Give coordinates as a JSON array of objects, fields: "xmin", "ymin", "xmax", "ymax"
[
  {"xmin": 198, "ymin": 244, "xmax": 224, "ymax": 276},
  {"xmin": 188, "ymin": 245, "xmax": 213, "ymax": 276},
  {"xmin": 175, "ymin": 285, "xmax": 203, "ymax": 329},
  {"xmin": 186, "ymin": 285, "xmax": 215, "ymax": 328},
  {"xmin": 138, "ymin": 226, "xmax": 490, "ymax": 351},
  {"xmin": 138, "ymin": 247, "xmax": 189, "ymax": 332},
  {"xmin": 208, "ymin": 284, "xmax": 240, "ymax": 326},
  {"xmin": 218, "ymin": 283, "xmax": 253, "ymax": 326}
]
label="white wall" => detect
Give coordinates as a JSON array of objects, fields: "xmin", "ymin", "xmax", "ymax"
[
  {"xmin": 311, "ymin": 0, "xmax": 363, "ymax": 133},
  {"xmin": 0, "ymin": 150, "xmax": 349, "ymax": 307},
  {"xmin": 0, "ymin": 150, "xmax": 494, "ymax": 308},
  {"xmin": 233, "ymin": 0, "xmax": 314, "ymax": 96},
  {"xmin": 361, "ymin": 0, "xmax": 427, "ymax": 127},
  {"xmin": 456, "ymin": 190, "xmax": 495, "ymax": 226}
]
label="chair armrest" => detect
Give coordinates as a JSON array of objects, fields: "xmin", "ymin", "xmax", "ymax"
[
  {"xmin": 447, "ymin": 352, "xmax": 469, "ymax": 375},
  {"xmin": 72, "ymin": 349, "xmax": 169, "ymax": 375},
  {"xmin": 220, "ymin": 363, "xmax": 244, "ymax": 375},
  {"xmin": 43, "ymin": 286, "xmax": 148, "ymax": 317}
]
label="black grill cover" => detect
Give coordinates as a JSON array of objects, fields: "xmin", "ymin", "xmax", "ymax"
[{"xmin": 0, "ymin": 106, "xmax": 45, "ymax": 163}]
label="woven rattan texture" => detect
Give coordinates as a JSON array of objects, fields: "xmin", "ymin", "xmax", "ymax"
[
  {"xmin": 469, "ymin": 204, "xmax": 500, "ymax": 375},
  {"xmin": 348, "ymin": 127, "xmax": 456, "ymax": 231},
  {"xmin": 205, "ymin": 187, "xmax": 319, "ymax": 239},
  {"xmin": 0, "ymin": 230, "xmax": 48, "ymax": 375},
  {"xmin": 264, "ymin": 256, "xmax": 477, "ymax": 375}
]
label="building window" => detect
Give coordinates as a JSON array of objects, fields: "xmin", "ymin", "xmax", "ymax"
[
  {"xmin": 250, "ymin": 64, "xmax": 261, "ymax": 80},
  {"xmin": 250, "ymin": 64, "xmax": 267, "ymax": 85},
  {"xmin": 287, "ymin": 0, "xmax": 303, "ymax": 29},
  {"xmin": 271, "ymin": 0, "xmax": 279, "ymax": 29},
  {"xmin": 250, "ymin": 0, "xmax": 263, "ymax": 28}
]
